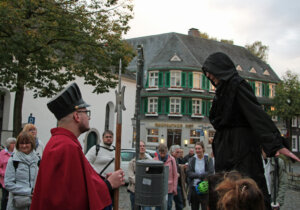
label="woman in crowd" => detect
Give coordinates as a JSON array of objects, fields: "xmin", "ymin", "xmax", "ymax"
[
  {"xmin": 4, "ymin": 131, "xmax": 40, "ymax": 210},
  {"xmin": 154, "ymin": 143, "xmax": 178, "ymax": 210},
  {"xmin": 22, "ymin": 124, "xmax": 44, "ymax": 158},
  {"xmin": 187, "ymin": 142, "xmax": 214, "ymax": 210},
  {"xmin": 127, "ymin": 141, "xmax": 152, "ymax": 210},
  {"xmin": 0, "ymin": 137, "xmax": 16, "ymax": 210}
]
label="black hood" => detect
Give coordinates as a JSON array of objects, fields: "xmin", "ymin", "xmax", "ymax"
[{"xmin": 202, "ymin": 52, "xmax": 238, "ymax": 83}]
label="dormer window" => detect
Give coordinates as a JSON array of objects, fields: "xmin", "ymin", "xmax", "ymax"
[
  {"xmin": 236, "ymin": 65, "xmax": 243, "ymax": 71},
  {"xmin": 250, "ymin": 67, "xmax": 257, "ymax": 73}
]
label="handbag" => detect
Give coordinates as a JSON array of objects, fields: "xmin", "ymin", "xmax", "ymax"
[{"xmin": 13, "ymin": 194, "xmax": 32, "ymax": 208}]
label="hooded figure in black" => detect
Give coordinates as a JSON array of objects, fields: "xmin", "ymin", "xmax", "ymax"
[{"xmin": 202, "ymin": 52, "xmax": 300, "ymax": 210}]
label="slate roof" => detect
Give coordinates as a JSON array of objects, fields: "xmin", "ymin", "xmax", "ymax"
[{"xmin": 126, "ymin": 32, "xmax": 281, "ymax": 83}]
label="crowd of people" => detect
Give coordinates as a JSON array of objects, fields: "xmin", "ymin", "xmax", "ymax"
[{"xmin": 0, "ymin": 52, "xmax": 300, "ymax": 210}]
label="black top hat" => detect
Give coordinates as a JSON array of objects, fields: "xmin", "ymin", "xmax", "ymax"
[{"xmin": 47, "ymin": 82, "xmax": 90, "ymax": 120}]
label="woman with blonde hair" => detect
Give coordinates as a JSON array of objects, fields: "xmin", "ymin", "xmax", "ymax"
[{"xmin": 22, "ymin": 124, "xmax": 44, "ymax": 158}]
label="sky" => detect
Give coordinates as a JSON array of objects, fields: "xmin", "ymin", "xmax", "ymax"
[{"xmin": 123, "ymin": 0, "xmax": 300, "ymax": 78}]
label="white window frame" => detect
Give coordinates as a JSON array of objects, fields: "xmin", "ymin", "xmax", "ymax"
[
  {"xmin": 190, "ymin": 129, "xmax": 201, "ymax": 144},
  {"xmin": 149, "ymin": 71, "xmax": 159, "ymax": 88},
  {"xmin": 269, "ymin": 83, "xmax": 275, "ymax": 98},
  {"xmin": 169, "ymin": 97, "xmax": 181, "ymax": 116},
  {"xmin": 192, "ymin": 72, "xmax": 204, "ymax": 92},
  {"xmin": 292, "ymin": 116, "xmax": 297, "ymax": 127},
  {"xmin": 191, "ymin": 98, "xmax": 204, "ymax": 118},
  {"xmin": 255, "ymin": 82, "xmax": 262, "ymax": 97},
  {"xmin": 170, "ymin": 70, "xmax": 181, "ymax": 88},
  {"xmin": 146, "ymin": 128, "xmax": 159, "ymax": 143},
  {"xmin": 146, "ymin": 97, "xmax": 158, "ymax": 116},
  {"xmin": 292, "ymin": 135, "xmax": 298, "ymax": 152}
]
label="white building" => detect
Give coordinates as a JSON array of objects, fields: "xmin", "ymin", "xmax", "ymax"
[{"xmin": 0, "ymin": 75, "xmax": 136, "ymax": 152}]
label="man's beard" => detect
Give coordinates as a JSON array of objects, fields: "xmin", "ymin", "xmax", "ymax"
[
  {"xmin": 79, "ymin": 122, "xmax": 90, "ymax": 134},
  {"xmin": 103, "ymin": 142, "xmax": 112, "ymax": 146}
]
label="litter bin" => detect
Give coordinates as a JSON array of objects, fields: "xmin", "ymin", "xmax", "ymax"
[{"xmin": 135, "ymin": 160, "xmax": 168, "ymax": 208}]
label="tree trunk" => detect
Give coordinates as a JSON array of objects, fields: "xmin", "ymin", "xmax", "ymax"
[{"xmin": 13, "ymin": 85, "xmax": 24, "ymax": 137}]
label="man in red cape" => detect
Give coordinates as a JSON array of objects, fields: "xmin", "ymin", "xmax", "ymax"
[{"xmin": 31, "ymin": 83, "xmax": 124, "ymax": 210}]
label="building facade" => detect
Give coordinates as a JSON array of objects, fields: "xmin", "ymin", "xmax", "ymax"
[
  {"xmin": 0, "ymin": 74, "xmax": 137, "ymax": 152},
  {"xmin": 126, "ymin": 29, "xmax": 284, "ymax": 154}
]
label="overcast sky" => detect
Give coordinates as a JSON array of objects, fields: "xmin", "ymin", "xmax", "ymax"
[{"xmin": 124, "ymin": 0, "xmax": 300, "ymax": 78}]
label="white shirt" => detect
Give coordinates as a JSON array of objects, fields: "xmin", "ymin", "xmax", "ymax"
[{"xmin": 193, "ymin": 156, "xmax": 205, "ymax": 186}]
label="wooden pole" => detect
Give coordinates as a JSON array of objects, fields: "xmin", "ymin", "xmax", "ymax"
[{"xmin": 114, "ymin": 59, "xmax": 126, "ymax": 210}]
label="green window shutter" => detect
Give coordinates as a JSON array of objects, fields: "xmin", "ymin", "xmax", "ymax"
[
  {"xmin": 266, "ymin": 84, "xmax": 270, "ymax": 97},
  {"xmin": 181, "ymin": 72, "xmax": 186, "ymax": 88},
  {"xmin": 158, "ymin": 72, "xmax": 163, "ymax": 88},
  {"xmin": 181, "ymin": 98, "xmax": 186, "ymax": 114},
  {"xmin": 144, "ymin": 98, "xmax": 148, "ymax": 113},
  {"xmin": 207, "ymin": 101, "xmax": 212, "ymax": 116},
  {"xmin": 145, "ymin": 72, "xmax": 149, "ymax": 88},
  {"xmin": 188, "ymin": 72, "xmax": 193, "ymax": 88},
  {"xmin": 206, "ymin": 78, "xmax": 210, "ymax": 90},
  {"xmin": 165, "ymin": 72, "xmax": 170, "ymax": 88},
  {"xmin": 158, "ymin": 98, "xmax": 162, "ymax": 114},
  {"xmin": 165, "ymin": 98, "xmax": 170, "ymax": 114},
  {"xmin": 188, "ymin": 99, "xmax": 192, "ymax": 115},
  {"xmin": 202, "ymin": 74, "xmax": 206, "ymax": 89},
  {"xmin": 202, "ymin": 100, "xmax": 206, "ymax": 116},
  {"xmin": 262, "ymin": 83, "xmax": 265, "ymax": 96}
]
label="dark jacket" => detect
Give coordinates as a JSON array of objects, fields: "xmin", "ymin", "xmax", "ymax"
[
  {"xmin": 202, "ymin": 52, "xmax": 287, "ymax": 210},
  {"xmin": 186, "ymin": 155, "xmax": 214, "ymax": 202}
]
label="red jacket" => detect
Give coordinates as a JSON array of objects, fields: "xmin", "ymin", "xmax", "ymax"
[{"xmin": 31, "ymin": 127, "xmax": 111, "ymax": 210}]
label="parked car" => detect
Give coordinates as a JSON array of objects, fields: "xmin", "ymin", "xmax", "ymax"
[{"xmin": 121, "ymin": 149, "xmax": 153, "ymax": 183}]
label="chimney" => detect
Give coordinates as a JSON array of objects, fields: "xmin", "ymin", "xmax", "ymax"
[{"xmin": 188, "ymin": 28, "xmax": 200, "ymax": 37}]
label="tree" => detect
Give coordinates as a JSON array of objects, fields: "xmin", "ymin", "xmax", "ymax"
[
  {"xmin": 245, "ymin": 41, "xmax": 269, "ymax": 62},
  {"xmin": 0, "ymin": 0, "xmax": 135, "ymax": 137},
  {"xmin": 271, "ymin": 71, "xmax": 300, "ymax": 143}
]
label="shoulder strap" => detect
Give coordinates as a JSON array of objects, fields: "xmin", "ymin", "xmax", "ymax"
[
  {"xmin": 96, "ymin": 144, "xmax": 100, "ymax": 156},
  {"xmin": 13, "ymin": 160, "xmax": 19, "ymax": 171},
  {"xmin": 204, "ymin": 156, "xmax": 209, "ymax": 172}
]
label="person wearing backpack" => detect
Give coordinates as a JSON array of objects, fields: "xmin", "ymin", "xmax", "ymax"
[
  {"xmin": 4, "ymin": 132, "xmax": 39, "ymax": 210},
  {"xmin": 85, "ymin": 130, "xmax": 115, "ymax": 177},
  {"xmin": 187, "ymin": 142, "xmax": 214, "ymax": 210}
]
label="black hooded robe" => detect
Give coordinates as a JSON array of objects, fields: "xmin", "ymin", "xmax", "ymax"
[{"xmin": 202, "ymin": 52, "xmax": 285, "ymax": 210}]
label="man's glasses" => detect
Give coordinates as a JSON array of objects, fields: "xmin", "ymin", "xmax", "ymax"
[{"xmin": 77, "ymin": 110, "xmax": 91, "ymax": 118}]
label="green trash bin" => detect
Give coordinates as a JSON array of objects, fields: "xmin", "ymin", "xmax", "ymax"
[{"xmin": 135, "ymin": 160, "xmax": 168, "ymax": 208}]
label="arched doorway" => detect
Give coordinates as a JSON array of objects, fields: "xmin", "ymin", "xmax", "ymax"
[{"xmin": 84, "ymin": 128, "xmax": 100, "ymax": 154}]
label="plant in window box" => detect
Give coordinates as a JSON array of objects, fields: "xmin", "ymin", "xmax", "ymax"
[
  {"xmin": 193, "ymin": 113, "xmax": 202, "ymax": 116},
  {"xmin": 170, "ymin": 86, "xmax": 181, "ymax": 88},
  {"xmin": 147, "ymin": 112, "xmax": 157, "ymax": 114},
  {"xmin": 170, "ymin": 112, "xmax": 180, "ymax": 115}
]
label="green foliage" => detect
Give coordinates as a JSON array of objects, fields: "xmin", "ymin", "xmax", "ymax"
[
  {"xmin": 197, "ymin": 30, "xmax": 233, "ymax": 44},
  {"xmin": 0, "ymin": 0, "xmax": 135, "ymax": 136},
  {"xmin": 272, "ymin": 71, "xmax": 300, "ymax": 120},
  {"xmin": 245, "ymin": 41, "xmax": 269, "ymax": 62},
  {"xmin": 0, "ymin": 0, "xmax": 135, "ymax": 97}
]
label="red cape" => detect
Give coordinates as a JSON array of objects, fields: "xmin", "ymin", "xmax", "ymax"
[{"xmin": 31, "ymin": 128, "xmax": 111, "ymax": 210}]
